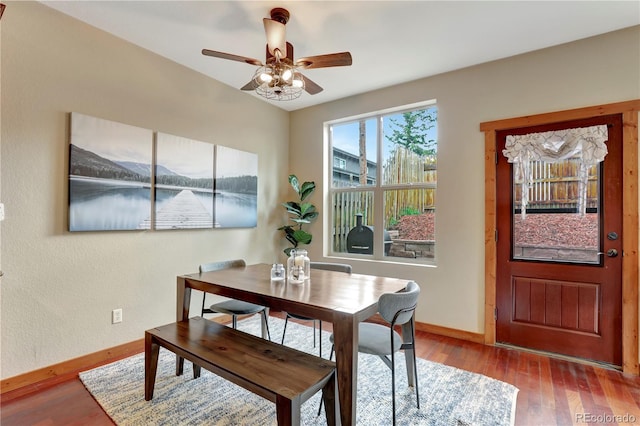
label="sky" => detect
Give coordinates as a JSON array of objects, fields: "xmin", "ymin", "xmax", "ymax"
[
  {"xmin": 216, "ymin": 145, "xmax": 257, "ymax": 178},
  {"xmin": 156, "ymin": 133, "xmax": 214, "ymax": 179},
  {"xmin": 71, "ymin": 112, "xmax": 152, "ymax": 163},
  {"xmin": 331, "ymin": 109, "xmax": 438, "ymax": 163}
]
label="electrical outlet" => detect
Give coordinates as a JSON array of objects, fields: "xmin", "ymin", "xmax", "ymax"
[{"xmin": 112, "ymin": 308, "xmax": 123, "ymax": 324}]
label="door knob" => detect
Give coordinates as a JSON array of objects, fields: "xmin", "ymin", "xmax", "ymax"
[{"xmin": 598, "ymin": 249, "xmax": 618, "ymax": 257}]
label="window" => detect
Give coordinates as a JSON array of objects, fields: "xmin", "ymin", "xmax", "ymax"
[{"xmin": 327, "ymin": 102, "xmax": 437, "ymax": 262}]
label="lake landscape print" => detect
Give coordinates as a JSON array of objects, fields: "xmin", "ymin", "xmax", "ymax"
[
  {"xmin": 69, "ymin": 113, "xmax": 153, "ymax": 231},
  {"xmin": 69, "ymin": 113, "xmax": 257, "ymax": 232},
  {"xmin": 215, "ymin": 146, "xmax": 258, "ymax": 228},
  {"xmin": 154, "ymin": 133, "xmax": 214, "ymax": 230}
]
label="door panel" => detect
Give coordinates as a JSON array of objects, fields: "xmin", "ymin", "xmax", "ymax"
[
  {"xmin": 496, "ymin": 114, "xmax": 622, "ymax": 366},
  {"xmin": 512, "ymin": 277, "xmax": 599, "ymax": 333}
]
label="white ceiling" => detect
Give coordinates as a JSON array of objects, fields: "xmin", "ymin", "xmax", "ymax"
[{"xmin": 40, "ymin": 1, "xmax": 640, "ymax": 112}]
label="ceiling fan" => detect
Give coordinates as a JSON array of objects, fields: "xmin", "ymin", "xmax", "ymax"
[{"xmin": 202, "ymin": 7, "xmax": 352, "ymax": 100}]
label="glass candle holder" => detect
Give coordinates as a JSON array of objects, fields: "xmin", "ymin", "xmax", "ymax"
[
  {"xmin": 287, "ymin": 248, "xmax": 310, "ymax": 284},
  {"xmin": 270, "ymin": 263, "xmax": 285, "ymax": 281}
]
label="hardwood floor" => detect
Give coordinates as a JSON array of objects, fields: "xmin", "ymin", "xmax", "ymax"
[{"xmin": 2, "ymin": 313, "xmax": 639, "ymax": 425}]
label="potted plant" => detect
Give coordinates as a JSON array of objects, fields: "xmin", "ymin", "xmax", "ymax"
[{"xmin": 278, "ymin": 174, "xmax": 318, "ymax": 256}]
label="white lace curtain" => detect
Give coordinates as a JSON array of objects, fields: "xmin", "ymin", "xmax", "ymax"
[{"xmin": 502, "ymin": 125, "xmax": 608, "ymax": 219}]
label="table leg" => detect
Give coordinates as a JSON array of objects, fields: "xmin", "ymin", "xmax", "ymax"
[
  {"xmin": 401, "ymin": 321, "xmax": 416, "ymax": 386},
  {"xmin": 332, "ymin": 313, "xmax": 358, "ymax": 426},
  {"xmin": 176, "ymin": 277, "xmax": 191, "ymax": 376},
  {"xmin": 144, "ymin": 333, "xmax": 159, "ymax": 401}
]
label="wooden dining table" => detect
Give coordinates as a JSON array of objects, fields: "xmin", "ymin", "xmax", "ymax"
[{"xmin": 175, "ymin": 262, "xmax": 414, "ymax": 426}]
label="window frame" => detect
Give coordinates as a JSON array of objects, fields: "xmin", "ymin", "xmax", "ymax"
[{"xmin": 324, "ymin": 100, "xmax": 437, "ymax": 264}]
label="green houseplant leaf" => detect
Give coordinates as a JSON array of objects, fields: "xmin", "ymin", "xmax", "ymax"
[
  {"xmin": 279, "ymin": 174, "xmax": 317, "ymax": 255},
  {"xmin": 288, "ymin": 175, "xmax": 300, "ymax": 193},
  {"xmin": 299, "ymin": 182, "xmax": 316, "ymax": 201}
]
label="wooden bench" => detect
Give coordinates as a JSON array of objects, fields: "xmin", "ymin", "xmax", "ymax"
[{"xmin": 145, "ymin": 316, "xmax": 336, "ymax": 426}]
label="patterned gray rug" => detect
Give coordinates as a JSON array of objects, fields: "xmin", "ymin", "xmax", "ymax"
[{"xmin": 80, "ymin": 316, "xmax": 518, "ymax": 425}]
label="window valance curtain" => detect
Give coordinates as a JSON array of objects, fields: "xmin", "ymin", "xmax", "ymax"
[{"xmin": 502, "ymin": 125, "xmax": 608, "ymax": 219}]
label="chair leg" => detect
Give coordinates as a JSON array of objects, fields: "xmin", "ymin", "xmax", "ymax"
[
  {"xmin": 391, "ymin": 347, "xmax": 397, "ymax": 426},
  {"xmin": 232, "ymin": 315, "xmax": 237, "ymax": 329},
  {"xmin": 318, "ymin": 320, "xmax": 323, "ymax": 358},
  {"xmin": 411, "ymin": 321, "xmax": 420, "ymax": 409},
  {"xmin": 260, "ymin": 310, "xmax": 272, "ymax": 341},
  {"xmin": 312, "ymin": 319, "xmax": 317, "ymax": 348},
  {"xmin": 200, "ymin": 293, "xmax": 207, "ymax": 316},
  {"xmin": 281, "ymin": 315, "xmax": 290, "ymax": 344}
]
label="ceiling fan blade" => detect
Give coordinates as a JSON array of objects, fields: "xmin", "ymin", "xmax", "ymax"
[
  {"xmin": 301, "ymin": 74, "xmax": 323, "ymax": 95},
  {"xmin": 240, "ymin": 79, "xmax": 260, "ymax": 91},
  {"xmin": 263, "ymin": 18, "xmax": 286, "ymax": 58},
  {"xmin": 295, "ymin": 52, "xmax": 352, "ymax": 69},
  {"xmin": 202, "ymin": 49, "xmax": 263, "ymax": 66}
]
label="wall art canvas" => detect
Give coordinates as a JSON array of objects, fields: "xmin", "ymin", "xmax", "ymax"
[
  {"xmin": 214, "ymin": 146, "xmax": 258, "ymax": 228},
  {"xmin": 155, "ymin": 133, "xmax": 214, "ymax": 229},
  {"xmin": 69, "ymin": 113, "xmax": 153, "ymax": 231}
]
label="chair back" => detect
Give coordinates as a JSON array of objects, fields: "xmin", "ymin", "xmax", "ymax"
[
  {"xmin": 378, "ymin": 281, "xmax": 420, "ymax": 325},
  {"xmin": 310, "ymin": 262, "xmax": 352, "ymax": 274},
  {"xmin": 199, "ymin": 259, "xmax": 246, "ymax": 273}
]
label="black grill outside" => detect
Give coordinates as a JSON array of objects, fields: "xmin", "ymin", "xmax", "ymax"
[{"xmin": 346, "ymin": 214, "xmax": 391, "ymax": 255}]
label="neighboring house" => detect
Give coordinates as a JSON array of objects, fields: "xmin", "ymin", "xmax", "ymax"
[{"xmin": 332, "ymin": 147, "xmax": 377, "ymax": 187}]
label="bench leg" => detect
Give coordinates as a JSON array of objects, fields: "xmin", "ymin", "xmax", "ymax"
[
  {"xmin": 176, "ymin": 354, "xmax": 184, "ymax": 376},
  {"xmin": 321, "ymin": 372, "xmax": 337, "ymax": 426},
  {"xmin": 275, "ymin": 395, "xmax": 299, "ymax": 426},
  {"xmin": 177, "ymin": 355, "xmax": 201, "ymax": 379},
  {"xmin": 193, "ymin": 363, "xmax": 201, "ymax": 379},
  {"xmin": 144, "ymin": 333, "xmax": 160, "ymax": 401}
]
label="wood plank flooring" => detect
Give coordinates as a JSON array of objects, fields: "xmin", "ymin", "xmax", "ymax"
[{"xmin": 2, "ymin": 313, "xmax": 639, "ymax": 425}]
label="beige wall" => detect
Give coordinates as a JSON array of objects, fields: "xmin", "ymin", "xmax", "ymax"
[
  {"xmin": 1, "ymin": 2, "xmax": 289, "ymax": 378},
  {"xmin": 291, "ymin": 26, "xmax": 640, "ymax": 335}
]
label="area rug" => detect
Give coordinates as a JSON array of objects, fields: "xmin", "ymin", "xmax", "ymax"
[{"xmin": 80, "ymin": 316, "xmax": 518, "ymax": 426}]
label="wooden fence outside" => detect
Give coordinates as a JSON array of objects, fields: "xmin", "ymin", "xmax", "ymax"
[
  {"xmin": 514, "ymin": 159, "xmax": 598, "ymax": 211},
  {"xmin": 332, "ymin": 147, "xmax": 436, "ymax": 252}
]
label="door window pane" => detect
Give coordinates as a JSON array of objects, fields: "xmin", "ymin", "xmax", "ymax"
[{"xmin": 512, "ymin": 159, "xmax": 600, "ymax": 263}]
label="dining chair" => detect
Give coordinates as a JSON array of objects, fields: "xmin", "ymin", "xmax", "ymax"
[
  {"xmin": 321, "ymin": 280, "xmax": 420, "ymax": 425},
  {"xmin": 280, "ymin": 262, "xmax": 352, "ymax": 357},
  {"xmin": 199, "ymin": 259, "xmax": 271, "ymax": 341}
]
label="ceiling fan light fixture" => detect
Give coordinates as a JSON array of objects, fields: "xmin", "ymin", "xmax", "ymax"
[
  {"xmin": 252, "ymin": 64, "xmax": 304, "ymax": 101},
  {"xmin": 281, "ymin": 68, "xmax": 293, "ymax": 81},
  {"xmin": 292, "ymin": 73, "xmax": 304, "ymax": 88},
  {"xmin": 259, "ymin": 71, "xmax": 273, "ymax": 83},
  {"xmin": 202, "ymin": 7, "xmax": 351, "ymax": 100}
]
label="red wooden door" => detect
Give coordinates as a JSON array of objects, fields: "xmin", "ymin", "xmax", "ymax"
[{"xmin": 496, "ymin": 114, "xmax": 622, "ymax": 366}]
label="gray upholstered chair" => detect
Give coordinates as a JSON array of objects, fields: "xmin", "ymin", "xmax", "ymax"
[
  {"xmin": 322, "ymin": 281, "xmax": 420, "ymax": 424},
  {"xmin": 199, "ymin": 259, "xmax": 271, "ymax": 341},
  {"xmin": 280, "ymin": 262, "xmax": 352, "ymax": 357}
]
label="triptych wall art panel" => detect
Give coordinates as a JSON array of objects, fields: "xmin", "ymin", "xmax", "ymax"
[
  {"xmin": 155, "ymin": 133, "xmax": 214, "ymax": 230},
  {"xmin": 215, "ymin": 145, "xmax": 258, "ymax": 228},
  {"xmin": 68, "ymin": 112, "xmax": 258, "ymax": 232},
  {"xmin": 69, "ymin": 113, "xmax": 153, "ymax": 231}
]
